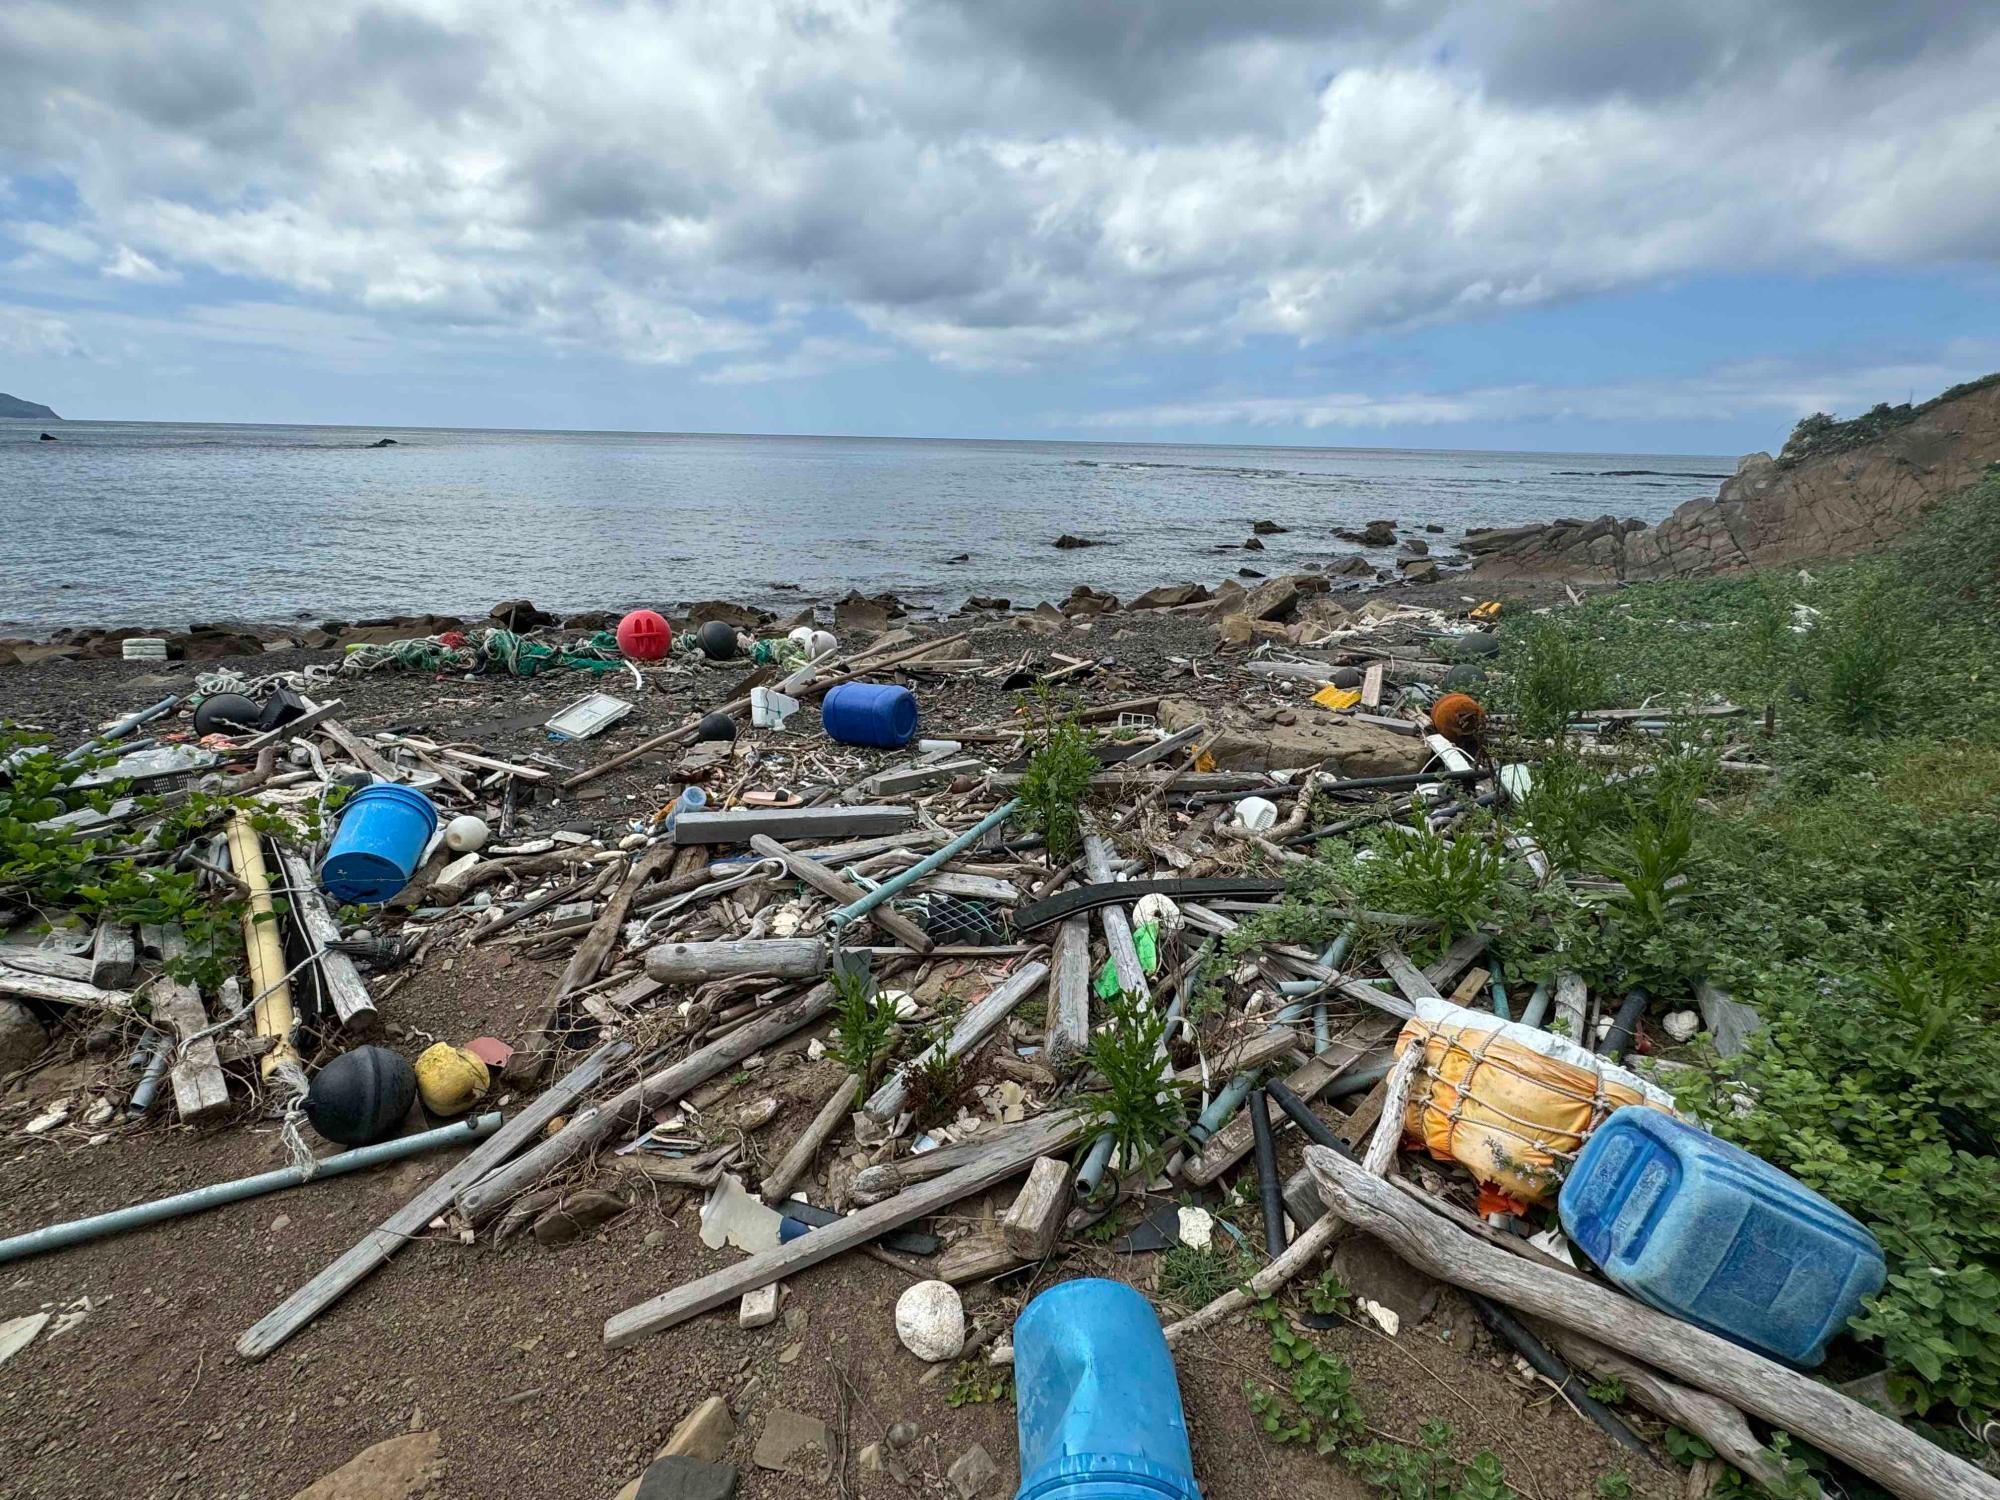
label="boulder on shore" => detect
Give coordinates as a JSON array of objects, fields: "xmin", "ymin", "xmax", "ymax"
[{"xmin": 1052, "ymin": 534, "xmax": 1102, "ymax": 549}]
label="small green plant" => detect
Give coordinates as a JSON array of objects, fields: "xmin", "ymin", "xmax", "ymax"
[
  {"xmin": 901, "ymin": 1024, "xmax": 970, "ymax": 1127},
  {"xmin": 945, "ymin": 1360, "xmax": 1013, "ymax": 1407},
  {"xmin": 1593, "ymin": 1473, "xmax": 1634, "ymax": 1499},
  {"xmin": 1243, "ymin": 1298, "xmax": 1367, "ymax": 1455},
  {"xmin": 1081, "ymin": 990, "xmax": 1187, "ymax": 1171},
  {"xmin": 1347, "ymin": 1421, "xmax": 1513, "ymax": 1500},
  {"xmin": 1367, "ymin": 808, "xmax": 1512, "ymax": 939},
  {"xmin": 1305, "ymin": 1271, "xmax": 1352, "ymax": 1318},
  {"xmin": 1584, "ymin": 1374, "xmax": 1627, "ymax": 1406},
  {"xmin": 1496, "ymin": 616, "xmax": 1607, "ymax": 742},
  {"xmin": 826, "ymin": 965, "xmax": 899, "ymax": 1088},
  {"xmin": 1157, "ymin": 1242, "xmax": 1246, "ymax": 1310},
  {"xmin": 1014, "ymin": 689, "xmax": 1099, "ymax": 863}
]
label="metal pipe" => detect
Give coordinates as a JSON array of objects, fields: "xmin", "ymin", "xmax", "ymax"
[
  {"xmin": 0, "ymin": 1113, "xmax": 503, "ymax": 1265},
  {"xmin": 827, "ymin": 798, "xmax": 1019, "ymax": 932},
  {"xmin": 1518, "ymin": 980, "xmax": 1551, "ymax": 1029}
]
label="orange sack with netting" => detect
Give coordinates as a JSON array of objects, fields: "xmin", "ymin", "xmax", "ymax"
[{"xmin": 1394, "ymin": 995, "xmax": 1679, "ymax": 1206}]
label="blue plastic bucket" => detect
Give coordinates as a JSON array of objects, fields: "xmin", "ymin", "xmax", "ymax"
[
  {"xmin": 820, "ymin": 681, "xmax": 919, "ymax": 748},
  {"xmin": 320, "ymin": 783, "xmax": 440, "ymax": 904},
  {"xmin": 1013, "ymin": 1279, "xmax": 1202, "ymax": 1500}
]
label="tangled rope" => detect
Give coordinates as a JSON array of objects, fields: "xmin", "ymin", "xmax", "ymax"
[{"xmin": 340, "ymin": 627, "xmax": 626, "ymax": 678}]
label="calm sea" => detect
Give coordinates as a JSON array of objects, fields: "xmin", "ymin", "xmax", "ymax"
[{"xmin": 0, "ymin": 421, "xmax": 1733, "ymax": 632}]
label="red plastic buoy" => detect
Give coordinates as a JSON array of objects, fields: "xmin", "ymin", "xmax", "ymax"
[{"xmin": 616, "ymin": 609, "xmax": 673, "ymax": 661}]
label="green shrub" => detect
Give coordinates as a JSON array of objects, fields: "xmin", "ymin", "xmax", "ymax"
[
  {"xmin": 1014, "ymin": 690, "xmax": 1099, "ymax": 863},
  {"xmin": 1081, "ymin": 991, "xmax": 1186, "ymax": 1170}
]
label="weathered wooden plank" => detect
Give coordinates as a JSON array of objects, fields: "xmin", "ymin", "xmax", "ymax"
[
  {"xmin": 1000, "ymin": 1155, "xmax": 1074, "ymax": 1259},
  {"xmin": 1377, "ymin": 943, "xmax": 1441, "ymax": 1004},
  {"xmin": 605, "ymin": 1106, "xmax": 1086, "ymax": 1347},
  {"xmin": 1045, "ymin": 915, "xmax": 1091, "ymax": 1066},
  {"xmin": 238, "ymin": 1039, "xmax": 630, "ymax": 1360},
  {"xmin": 1360, "ymin": 663, "xmax": 1385, "ymax": 709},
  {"xmin": 678, "ymin": 807, "xmax": 915, "ymax": 846},
  {"xmin": 89, "ymin": 923, "xmax": 136, "ymax": 988},
  {"xmin": 0, "ymin": 963, "xmax": 132, "ymax": 1011},
  {"xmin": 317, "ymin": 719, "xmax": 400, "ymax": 782},
  {"xmin": 1554, "ymin": 971, "xmax": 1588, "ymax": 1042},
  {"xmin": 154, "ymin": 927, "xmax": 230, "ymax": 1123},
  {"xmin": 643, "ymin": 938, "xmax": 827, "ymax": 986},
  {"xmin": 759, "ymin": 1073, "xmax": 862, "ymax": 1204},
  {"xmin": 1082, "ymin": 835, "xmax": 1150, "ymax": 1004}
]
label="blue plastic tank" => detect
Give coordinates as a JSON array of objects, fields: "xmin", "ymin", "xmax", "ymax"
[
  {"xmin": 1012, "ymin": 1279, "xmax": 1202, "ymax": 1500},
  {"xmin": 320, "ymin": 784, "xmax": 439, "ymax": 904},
  {"xmin": 1559, "ymin": 1107, "xmax": 1884, "ymax": 1367},
  {"xmin": 820, "ymin": 681, "xmax": 919, "ymax": 748}
]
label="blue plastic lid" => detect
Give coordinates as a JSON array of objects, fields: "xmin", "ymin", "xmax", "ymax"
[{"xmin": 1017, "ymin": 1454, "xmax": 1203, "ymax": 1500}]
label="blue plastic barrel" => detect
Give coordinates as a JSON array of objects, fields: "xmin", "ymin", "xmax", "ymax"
[
  {"xmin": 1013, "ymin": 1279, "xmax": 1202, "ymax": 1500},
  {"xmin": 821, "ymin": 682, "xmax": 919, "ymax": 748},
  {"xmin": 320, "ymin": 784, "xmax": 440, "ymax": 904},
  {"xmin": 1560, "ymin": 1107, "xmax": 1884, "ymax": 1367}
]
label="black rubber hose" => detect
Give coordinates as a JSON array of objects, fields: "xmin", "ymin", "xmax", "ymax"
[
  {"xmin": 1248, "ymin": 1088, "xmax": 1288, "ymax": 1259},
  {"xmin": 1471, "ymin": 1298, "xmax": 1656, "ymax": 1462},
  {"xmin": 1265, "ymin": 1076, "xmax": 1356, "ymax": 1158},
  {"xmin": 1598, "ymin": 986, "xmax": 1651, "ymax": 1062}
]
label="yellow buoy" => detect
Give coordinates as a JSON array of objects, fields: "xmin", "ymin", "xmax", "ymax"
[{"xmin": 414, "ymin": 1043, "xmax": 490, "ymax": 1117}]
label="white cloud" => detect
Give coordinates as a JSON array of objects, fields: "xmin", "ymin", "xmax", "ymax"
[
  {"xmin": 0, "ymin": 1, "xmax": 1994, "ymax": 373},
  {"xmin": 0, "ymin": 304, "xmax": 86, "ymax": 357},
  {"xmin": 102, "ymin": 245, "xmax": 175, "ymax": 282},
  {"xmin": 700, "ymin": 336, "xmax": 893, "ymax": 384},
  {"xmin": 1070, "ymin": 348, "xmax": 2000, "ymax": 431}
]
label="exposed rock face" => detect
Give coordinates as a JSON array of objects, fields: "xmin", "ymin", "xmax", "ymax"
[{"xmin": 1468, "ymin": 377, "xmax": 2000, "ymax": 581}]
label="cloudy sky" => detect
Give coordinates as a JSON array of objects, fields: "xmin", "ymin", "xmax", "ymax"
[{"xmin": 3, "ymin": 0, "xmax": 1998, "ymax": 450}]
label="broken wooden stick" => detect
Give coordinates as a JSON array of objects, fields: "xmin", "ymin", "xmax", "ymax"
[
  {"xmin": 864, "ymin": 960, "xmax": 1047, "ymax": 1121},
  {"xmin": 643, "ymin": 938, "xmax": 828, "ymax": 987},
  {"xmin": 759, "ymin": 1073, "xmax": 861, "ymax": 1204}
]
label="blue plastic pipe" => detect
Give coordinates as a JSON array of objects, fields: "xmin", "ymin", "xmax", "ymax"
[
  {"xmin": 827, "ymin": 798, "xmax": 1019, "ymax": 933},
  {"xmin": 0, "ymin": 1112, "xmax": 502, "ymax": 1265}
]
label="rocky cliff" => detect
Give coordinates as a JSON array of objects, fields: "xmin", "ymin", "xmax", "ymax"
[
  {"xmin": 0, "ymin": 392, "xmax": 60, "ymax": 420},
  {"xmin": 1466, "ymin": 374, "xmax": 2000, "ymax": 582}
]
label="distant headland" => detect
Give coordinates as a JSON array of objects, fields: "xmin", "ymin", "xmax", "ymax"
[{"xmin": 0, "ymin": 392, "xmax": 60, "ymax": 420}]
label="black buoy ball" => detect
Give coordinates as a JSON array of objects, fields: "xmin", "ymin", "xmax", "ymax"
[
  {"xmin": 1328, "ymin": 665, "xmax": 1364, "ymax": 690},
  {"xmin": 694, "ymin": 712, "xmax": 738, "ymax": 743},
  {"xmin": 193, "ymin": 692, "xmax": 264, "ymax": 737},
  {"xmin": 696, "ymin": 620, "xmax": 739, "ymax": 660},
  {"xmin": 304, "ymin": 1045, "xmax": 417, "ymax": 1146}
]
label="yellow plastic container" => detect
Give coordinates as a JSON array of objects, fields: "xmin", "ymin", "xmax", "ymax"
[{"xmin": 1395, "ymin": 995, "xmax": 1678, "ymax": 1205}]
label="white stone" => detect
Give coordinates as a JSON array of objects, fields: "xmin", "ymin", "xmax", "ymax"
[
  {"xmin": 894, "ymin": 1280, "xmax": 966, "ymax": 1362},
  {"xmin": 444, "ymin": 815, "xmax": 490, "ymax": 853},
  {"xmin": 1662, "ymin": 1010, "xmax": 1701, "ymax": 1043},
  {"xmin": 739, "ymin": 1284, "xmax": 781, "ymax": 1329},
  {"xmin": 1176, "ymin": 1206, "xmax": 1215, "ymax": 1251},
  {"xmin": 884, "ymin": 989, "xmax": 919, "ymax": 1020}
]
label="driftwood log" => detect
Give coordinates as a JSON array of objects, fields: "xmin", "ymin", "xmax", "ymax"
[{"xmin": 1303, "ymin": 1145, "xmax": 2000, "ymax": 1500}]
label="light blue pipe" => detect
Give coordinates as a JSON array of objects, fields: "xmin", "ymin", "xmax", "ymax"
[
  {"xmin": 827, "ymin": 798, "xmax": 1020, "ymax": 932},
  {"xmin": 1519, "ymin": 981, "xmax": 1551, "ymax": 1029},
  {"xmin": 0, "ymin": 1112, "xmax": 503, "ymax": 1265},
  {"xmin": 1489, "ymin": 958, "xmax": 1511, "ymax": 1021}
]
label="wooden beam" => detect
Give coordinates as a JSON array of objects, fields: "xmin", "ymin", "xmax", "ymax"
[
  {"xmin": 89, "ymin": 922, "xmax": 136, "ymax": 988},
  {"xmin": 238, "ymin": 1039, "xmax": 630, "ymax": 1361},
  {"xmin": 864, "ymin": 961, "xmax": 1048, "ymax": 1121},
  {"xmin": 679, "ymin": 806, "xmax": 915, "ymax": 846},
  {"xmin": 1360, "ymin": 662, "xmax": 1385, "ymax": 709},
  {"xmin": 1045, "ymin": 915, "xmax": 1091, "ymax": 1066},
  {"xmin": 1001, "ymin": 1155, "xmax": 1074, "ymax": 1259},
  {"xmin": 1422, "ymin": 932, "xmax": 1488, "ymax": 991},
  {"xmin": 1554, "ymin": 972, "xmax": 1588, "ymax": 1042},
  {"xmin": 0, "ymin": 963, "xmax": 132, "ymax": 1011},
  {"xmin": 154, "ymin": 927, "xmax": 230, "ymax": 1123},
  {"xmin": 1377, "ymin": 943, "xmax": 1441, "ymax": 1003},
  {"xmin": 643, "ymin": 938, "xmax": 828, "ymax": 987},
  {"xmin": 759, "ymin": 1073, "xmax": 861, "ymax": 1204},
  {"xmin": 317, "ymin": 719, "xmax": 400, "ymax": 782},
  {"xmin": 748, "ymin": 834, "xmax": 934, "ymax": 954},
  {"xmin": 1082, "ymin": 834, "xmax": 1149, "ymax": 1004},
  {"xmin": 1303, "ymin": 1145, "xmax": 1997, "ymax": 1500}
]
